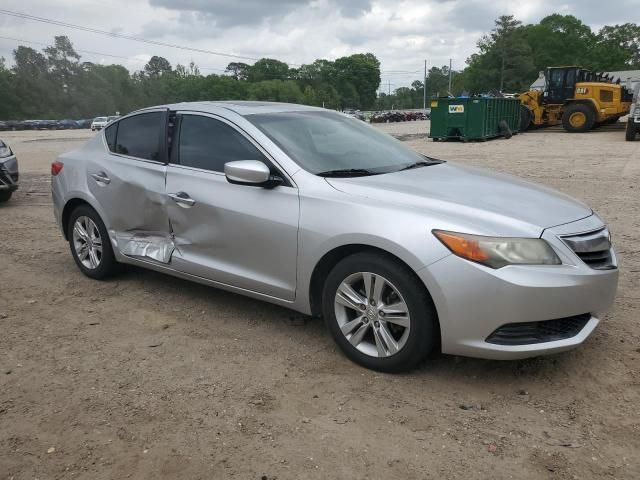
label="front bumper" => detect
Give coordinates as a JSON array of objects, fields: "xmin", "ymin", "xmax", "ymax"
[
  {"xmin": 0, "ymin": 155, "xmax": 19, "ymax": 192},
  {"xmin": 420, "ymin": 215, "xmax": 618, "ymax": 360}
]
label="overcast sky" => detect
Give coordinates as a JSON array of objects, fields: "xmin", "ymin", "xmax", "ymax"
[{"xmin": 0, "ymin": 0, "xmax": 636, "ymax": 89}]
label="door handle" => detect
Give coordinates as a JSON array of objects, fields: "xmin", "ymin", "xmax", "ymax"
[
  {"xmin": 168, "ymin": 192, "xmax": 196, "ymax": 207},
  {"xmin": 91, "ymin": 172, "xmax": 111, "ymax": 184}
]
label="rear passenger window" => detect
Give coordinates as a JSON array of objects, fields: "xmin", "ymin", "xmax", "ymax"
[
  {"xmin": 104, "ymin": 123, "xmax": 117, "ymax": 152},
  {"xmin": 114, "ymin": 112, "xmax": 163, "ymax": 161},
  {"xmin": 177, "ymin": 115, "xmax": 266, "ymax": 172}
]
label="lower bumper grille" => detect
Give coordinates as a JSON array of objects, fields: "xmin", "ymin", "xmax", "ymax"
[
  {"xmin": 486, "ymin": 313, "xmax": 591, "ymax": 345},
  {"xmin": 0, "ymin": 167, "xmax": 17, "ymax": 187}
]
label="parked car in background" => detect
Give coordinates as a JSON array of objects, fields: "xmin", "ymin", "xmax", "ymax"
[
  {"xmin": 343, "ymin": 109, "xmax": 365, "ymax": 121},
  {"xmin": 91, "ymin": 117, "xmax": 109, "ymax": 131},
  {"xmin": 52, "ymin": 101, "xmax": 618, "ymax": 372},
  {"xmin": 107, "ymin": 115, "xmax": 120, "ymax": 123},
  {"xmin": 76, "ymin": 119, "xmax": 92, "ymax": 129},
  {"xmin": 59, "ymin": 119, "xmax": 81, "ymax": 129},
  {"xmin": 0, "ymin": 139, "xmax": 19, "ymax": 202},
  {"xmin": 3, "ymin": 121, "xmax": 25, "ymax": 131}
]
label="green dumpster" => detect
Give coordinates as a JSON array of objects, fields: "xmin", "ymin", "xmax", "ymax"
[{"xmin": 429, "ymin": 97, "xmax": 521, "ymax": 141}]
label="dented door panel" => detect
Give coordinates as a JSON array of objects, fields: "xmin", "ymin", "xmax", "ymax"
[
  {"xmin": 165, "ymin": 165, "xmax": 299, "ymax": 300},
  {"xmin": 86, "ymin": 152, "xmax": 170, "ymax": 261}
]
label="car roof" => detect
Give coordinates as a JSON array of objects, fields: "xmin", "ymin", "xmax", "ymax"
[{"xmin": 133, "ymin": 101, "xmax": 326, "ymax": 117}]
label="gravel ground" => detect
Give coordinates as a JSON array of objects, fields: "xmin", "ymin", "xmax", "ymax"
[{"xmin": 1, "ymin": 122, "xmax": 639, "ymax": 479}]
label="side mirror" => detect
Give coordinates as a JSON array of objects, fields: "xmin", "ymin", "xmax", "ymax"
[{"xmin": 224, "ymin": 160, "xmax": 283, "ymax": 188}]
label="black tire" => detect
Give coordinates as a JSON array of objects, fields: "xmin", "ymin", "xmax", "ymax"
[
  {"xmin": 562, "ymin": 103, "xmax": 595, "ymax": 133},
  {"xmin": 322, "ymin": 252, "xmax": 438, "ymax": 372},
  {"xmin": 67, "ymin": 204, "xmax": 120, "ymax": 279},
  {"xmin": 626, "ymin": 119, "xmax": 637, "ymax": 141},
  {"xmin": 498, "ymin": 120, "xmax": 512, "ymax": 139},
  {"xmin": 520, "ymin": 106, "xmax": 533, "ymax": 131},
  {"xmin": 0, "ymin": 190, "xmax": 12, "ymax": 203}
]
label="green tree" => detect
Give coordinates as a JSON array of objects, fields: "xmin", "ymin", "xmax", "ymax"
[
  {"xmin": 589, "ymin": 23, "xmax": 640, "ymax": 70},
  {"xmin": 464, "ymin": 15, "xmax": 536, "ymax": 93},
  {"xmin": 144, "ymin": 56, "xmax": 172, "ymax": 77},
  {"xmin": 333, "ymin": 53, "xmax": 381, "ymax": 109},
  {"xmin": 225, "ymin": 62, "xmax": 250, "ymax": 80},
  {"xmin": 248, "ymin": 58, "xmax": 290, "ymax": 82},
  {"xmin": 523, "ymin": 15, "xmax": 595, "ymax": 70}
]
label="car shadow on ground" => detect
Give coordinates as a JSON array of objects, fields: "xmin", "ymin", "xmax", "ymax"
[{"xmin": 110, "ymin": 264, "xmax": 572, "ymax": 382}]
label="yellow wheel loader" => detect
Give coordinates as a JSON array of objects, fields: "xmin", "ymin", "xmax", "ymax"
[{"xmin": 519, "ymin": 67, "xmax": 633, "ymax": 133}]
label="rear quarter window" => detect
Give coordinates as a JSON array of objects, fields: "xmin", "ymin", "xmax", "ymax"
[
  {"xmin": 113, "ymin": 112, "xmax": 163, "ymax": 161},
  {"xmin": 104, "ymin": 123, "xmax": 117, "ymax": 152}
]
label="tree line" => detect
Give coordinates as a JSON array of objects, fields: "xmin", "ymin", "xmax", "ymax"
[
  {"xmin": 0, "ymin": 36, "xmax": 381, "ymax": 120},
  {"xmin": 0, "ymin": 13, "xmax": 638, "ymax": 120}
]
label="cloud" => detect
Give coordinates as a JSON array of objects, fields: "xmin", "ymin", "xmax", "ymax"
[
  {"xmin": 148, "ymin": 0, "xmax": 373, "ymax": 27},
  {"xmin": 0, "ymin": 0, "xmax": 634, "ymax": 90}
]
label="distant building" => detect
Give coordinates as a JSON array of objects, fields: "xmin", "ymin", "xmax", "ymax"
[{"xmin": 530, "ymin": 69, "xmax": 640, "ymax": 92}]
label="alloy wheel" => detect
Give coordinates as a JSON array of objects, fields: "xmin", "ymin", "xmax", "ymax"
[
  {"xmin": 72, "ymin": 216, "xmax": 103, "ymax": 269},
  {"xmin": 334, "ymin": 272, "xmax": 411, "ymax": 358}
]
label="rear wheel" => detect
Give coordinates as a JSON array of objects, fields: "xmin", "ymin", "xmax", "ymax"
[
  {"xmin": 322, "ymin": 252, "xmax": 438, "ymax": 372},
  {"xmin": 626, "ymin": 119, "xmax": 637, "ymax": 141},
  {"xmin": 68, "ymin": 204, "xmax": 120, "ymax": 279},
  {"xmin": 0, "ymin": 190, "xmax": 12, "ymax": 203},
  {"xmin": 562, "ymin": 104, "xmax": 595, "ymax": 133}
]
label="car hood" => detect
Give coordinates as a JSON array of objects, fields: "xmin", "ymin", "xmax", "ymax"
[{"xmin": 326, "ymin": 162, "xmax": 592, "ymax": 237}]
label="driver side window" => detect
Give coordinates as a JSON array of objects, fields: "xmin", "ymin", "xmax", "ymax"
[{"xmin": 176, "ymin": 115, "xmax": 267, "ymax": 173}]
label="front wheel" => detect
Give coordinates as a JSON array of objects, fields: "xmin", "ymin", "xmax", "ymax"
[
  {"xmin": 520, "ymin": 106, "xmax": 533, "ymax": 131},
  {"xmin": 0, "ymin": 190, "xmax": 12, "ymax": 203},
  {"xmin": 562, "ymin": 104, "xmax": 595, "ymax": 133},
  {"xmin": 322, "ymin": 252, "xmax": 438, "ymax": 372}
]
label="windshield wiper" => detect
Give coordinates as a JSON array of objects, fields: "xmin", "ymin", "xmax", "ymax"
[
  {"xmin": 316, "ymin": 168, "xmax": 376, "ymax": 177},
  {"xmin": 399, "ymin": 159, "xmax": 441, "ymax": 171}
]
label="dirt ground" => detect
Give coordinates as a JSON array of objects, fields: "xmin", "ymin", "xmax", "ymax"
[{"xmin": 1, "ymin": 122, "xmax": 639, "ymax": 480}]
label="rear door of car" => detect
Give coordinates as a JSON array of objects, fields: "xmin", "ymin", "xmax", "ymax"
[
  {"xmin": 87, "ymin": 109, "xmax": 173, "ymax": 263},
  {"xmin": 164, "ymin": 111, "xmax": 299, "ymax": 300}
]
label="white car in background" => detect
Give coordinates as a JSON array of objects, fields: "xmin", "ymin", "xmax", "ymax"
[{"xmin": 91, "ymin": 117, "xmax": 109, "ymax": 131}]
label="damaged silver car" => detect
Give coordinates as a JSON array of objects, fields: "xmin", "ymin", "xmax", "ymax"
[{"xmin": 52, "ymin": 101, "xmax": 618, "ymax": 372}]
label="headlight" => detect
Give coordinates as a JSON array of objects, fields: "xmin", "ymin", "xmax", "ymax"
[
  {"xmin": 433, "ymin": 230, "xmax": 561, "ymax": 269},
  {"xmin": 0, "ymin": 142, "xmax": 11, "ymax": 158}
]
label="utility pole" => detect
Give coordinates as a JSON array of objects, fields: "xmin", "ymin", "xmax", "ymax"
[
  {"xmin": 423, "ymin": 59, "xmax": 427, "ymax": 111},
  {"xmin": 448, "ymin": 58, "xmax": 453, "ymax": 94},
  {"xmin": 388, "ymin": 80, "xmax": 391, "ymax": 96}
]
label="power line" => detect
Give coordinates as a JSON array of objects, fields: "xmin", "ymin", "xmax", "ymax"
[
  {"xmin": 0, "ymin": 9, "xmax": 432, "ymax": 76},
  {"xmin": 0, "ymin": 35, "xmax": 228, "ymax": 72},
  {"xmin": 0, "ymin": 8, "xmax": 264, "ymax": 63}
]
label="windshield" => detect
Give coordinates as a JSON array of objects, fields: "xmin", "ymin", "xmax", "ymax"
[
  {"xmin": 247, "ymin": 111, "xmax": 430, "ymax": 175},
  {"xmin": 94, "ymin": 117, "xmax": 107, "ymax": 122}
]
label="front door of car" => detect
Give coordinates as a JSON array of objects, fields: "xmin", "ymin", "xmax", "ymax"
[
  {"xmin": 165, "ymin": 113, "xmax": 299, "ymax": 301},
  {"xmin": 87, "ymin": 109, "xmax": 172, "ymax": 262}
]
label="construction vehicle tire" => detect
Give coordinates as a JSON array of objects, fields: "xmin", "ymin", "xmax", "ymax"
[
  {"xmin": 520, "ymin": 106, "xmax": 533, "ymax": 131},
  {"xmin": 498, "ymin": 120, "xmax": 512, "ymax": 139},
  {"xmin": 562, "ymin": 103, "xmax": 595, "ymax": 133}
]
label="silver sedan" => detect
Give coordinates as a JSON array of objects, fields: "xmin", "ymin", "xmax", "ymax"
[{"xmin": 51, "ymin": 101, "xmax": 618, "ymax": 371}]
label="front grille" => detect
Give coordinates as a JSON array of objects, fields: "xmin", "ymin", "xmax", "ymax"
[
  {"xmin": 561, "ymin": 227, "xmax": 615, "ymax": 270},
  {"xmin": 486, "ymin": 313, "xmax": 591, "ymax": 345}
]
